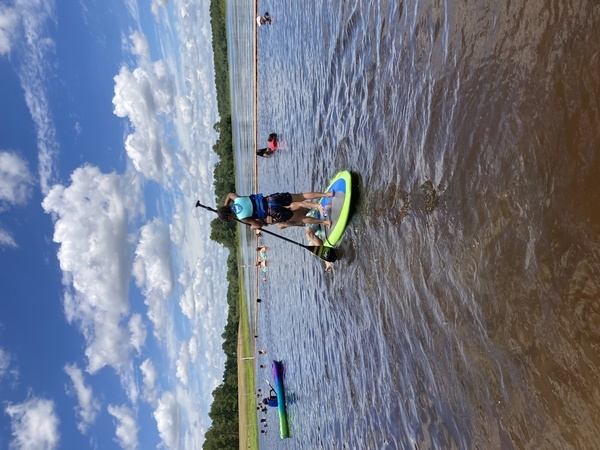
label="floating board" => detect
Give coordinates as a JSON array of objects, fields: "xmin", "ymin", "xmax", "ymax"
[
  {"xmin": 309, "ymin": 170, "xmax": 352, "ymax": 247},
  {"xmin": 271, "ymin": 360, "xmax": 290, "ymax": 439}
]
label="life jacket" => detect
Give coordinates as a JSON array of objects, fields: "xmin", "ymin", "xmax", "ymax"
[
  {"xmin": 268, "ymin": 140, "xmax": 278, "ymax": 151},
  {"xmin": 232, "ymin": 194, "xmax": 267, "ymax": 220}
]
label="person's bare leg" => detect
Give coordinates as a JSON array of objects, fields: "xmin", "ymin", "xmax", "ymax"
[
  {"xmin": 277, "ymin": 222, "xmax": 296, "ymax": 229},
  {"xmin": 305, "ymin": 227, "xmax": 324, "ymax": 246},
  {"xmin": 306, "ymin": 227, "xmax": 333, "ymax": 272},
  {"xmin": 288, "ymin": 200, "xmax": 318, "ymax": 211},
  {"xmin": 289, "ymin": 192, "xmax": 334, "ymax": 203},
  {"xmin": 272, "ymin": 207, "xmax": 309, "ymax": 228},
  {"xmin": 289, "ymin": 208, "xmax": 329, "ymax": 225},
  {"xmin": 302, "ymin": 216, "xmax": 331, "ymax": 228}
]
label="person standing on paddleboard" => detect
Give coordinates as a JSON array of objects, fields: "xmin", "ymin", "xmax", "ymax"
[{"xmin": 217, "ymin": 192, "xmax": 333, "ymax": 229}]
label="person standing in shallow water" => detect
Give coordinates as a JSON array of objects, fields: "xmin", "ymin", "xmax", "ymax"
[
  {"xmin": 262, "ymin": 387, "xmax": 278, "ymax": 407},
  {"xmin": 256, "ymin": 12, "xmax": 273, "ymax": 26},
  {"xmin": 256, "ymin": 133, "xmax": 280, "ymax": 158},
  {"xmin": 266, "ymin": 133, "xmax": 278, "ymax": 148}
]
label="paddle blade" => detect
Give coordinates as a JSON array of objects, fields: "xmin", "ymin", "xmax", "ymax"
[{"xmin": 310, "ymin": 246, "xmax": 337, "ymax": 262}]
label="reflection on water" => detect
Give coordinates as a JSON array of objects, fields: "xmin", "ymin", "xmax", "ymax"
[{"xmin": 230, "ymin": 0, "xmax": 600, "ymax": 448}]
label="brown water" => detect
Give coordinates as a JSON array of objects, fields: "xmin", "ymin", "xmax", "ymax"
[{"xmin": 230, "ymin": 0, "xmax": 600, "ymax": 448}]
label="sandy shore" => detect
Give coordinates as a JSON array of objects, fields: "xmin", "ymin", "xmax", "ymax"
[{"xmin": 253, "ymin": 6, "xmax": 258, "ymax": 193}]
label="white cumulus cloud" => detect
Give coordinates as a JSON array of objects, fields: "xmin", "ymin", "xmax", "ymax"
[
  {"xmin": 178, "ymin": 270, "xmax": 194, "ymax": 320},
  {"xmin": 0, "ymin": 150, "xmax": 34, "ymax": 249},
  {"xmin": 129, "ymin": 30, "xmax": 150, "ymax": 60},
  {"xmin": 153, "ymin": 391, "xmax": 180, "ymax": 449},
  {"xmin": 150, "ymin": 0, "xmax": 169, "ymax": 21},
  {"xmin": 133, "ymin": 218, "xmax": 174, "ymax": 336},
  {"xmin": 0, "ymin": 151, "xmax": 34, "ymax": 209},
  {"xmin": 169, "ymin": 201, "xmax": 186, "ymax": 247},
  {"xmin": 0, "ymin": 228, "xmax": 17, "ymax": 249},
  {"xmin": 128, "ymin": 313, "xmax": 147, "ymax": 354},
  {"xmin": 175, "ymin": 340, "xmax": 190, "ymax": 386},
  {"xmin": 177, "ymin": 96, "xmax": 193, "ymax": 124},
  {"xmin": 112, "ymin": 33, "xmax": 175, "ymax": 184},
  {"xmin": 188, "ymin": 335, "xmax": 199, "ymax": 363},
  {"xmin": 5, "ymin": 397, "xmax": 60, "ymax": 450},
  {"xmin": 42, "ymin": 166, "xmax": 138, "ymax": 400},
  {"xmin": 140, "ymin": 358, "xmax": 158, "ymax": 406},
  {"xmin": 64, "ymin": 363, "xmax": 100, "ymax": 434},
  {"xmin": 108, "ymin": 404, "xmax": 138, "ymax": 450}
]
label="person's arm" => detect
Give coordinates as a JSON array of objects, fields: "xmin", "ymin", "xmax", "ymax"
[{"xmin": 224, "ymin": 193, "xmax": 239, "ymax": 206}]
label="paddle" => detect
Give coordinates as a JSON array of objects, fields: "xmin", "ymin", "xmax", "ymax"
[
  {"xmin": 265, "ymin": 379, "xmax": 277, "ymax": 399},
  {"xmin": 195, "ymin": 201, "xmax": 337, "ymax": 262}
]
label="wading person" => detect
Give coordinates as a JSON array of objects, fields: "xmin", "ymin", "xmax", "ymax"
[{"xmin": 256, "ymin": 133, "xmax": 280, "ymax": 158}]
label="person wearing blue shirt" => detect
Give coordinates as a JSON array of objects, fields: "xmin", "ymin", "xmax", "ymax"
[{"xmin": 262, "ymin": 388, "xmax": 278, "ymax": 407}]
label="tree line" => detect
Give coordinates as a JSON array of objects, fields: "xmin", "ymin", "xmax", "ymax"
[{"xmin": 203, "ymin": 0, "xmax": 241, "ymax": 449}]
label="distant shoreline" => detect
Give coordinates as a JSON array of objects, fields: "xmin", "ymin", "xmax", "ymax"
[{"xmin": 238, "ymin": 5, "xmax": 259, "ymax": 450}]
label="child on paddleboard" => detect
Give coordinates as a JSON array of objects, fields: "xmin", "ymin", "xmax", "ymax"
[{"xmin": 278, "ymin": 205, "xmax": 334, "ymax": 272}]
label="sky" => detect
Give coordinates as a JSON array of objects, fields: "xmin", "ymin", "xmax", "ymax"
[{"xmin": 0, "ymin": 0, "xmax": 230, "ymax": 448}]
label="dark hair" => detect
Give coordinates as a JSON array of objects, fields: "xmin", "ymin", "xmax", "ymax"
[
  {"xmin": 217, "ymin": 206, "xmax": 234, "ymax": 222},
  {"xmin": 262, "ymin": 398, "xmax": 268, "ymax": 405}
]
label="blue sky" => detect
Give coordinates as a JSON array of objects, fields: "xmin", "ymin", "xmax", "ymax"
[{"xmin": 0, "ymin": 0, "xmax": 229, "ymax": 448}]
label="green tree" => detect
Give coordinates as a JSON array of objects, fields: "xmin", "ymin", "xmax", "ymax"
[{"xmin": 203, "ymin": 1, "xmax": 244, "ymax": 448}]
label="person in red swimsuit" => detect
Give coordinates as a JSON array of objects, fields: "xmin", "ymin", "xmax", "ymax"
[{"xmin": 256, "ymin": 133, "xmax": 280, "ymax": 158}]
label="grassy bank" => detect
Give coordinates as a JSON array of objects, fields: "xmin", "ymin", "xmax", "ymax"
[
  {"xmin": 207, "ymin": 0, "xmax": 260, "ymax": 447},
  {"xmin": 240, "ymin": 0, "xmax": 260, "ymax": 449},
  {"xmin": 237, "ymin": 275, "xmax": 258, "ymax": 449}
]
